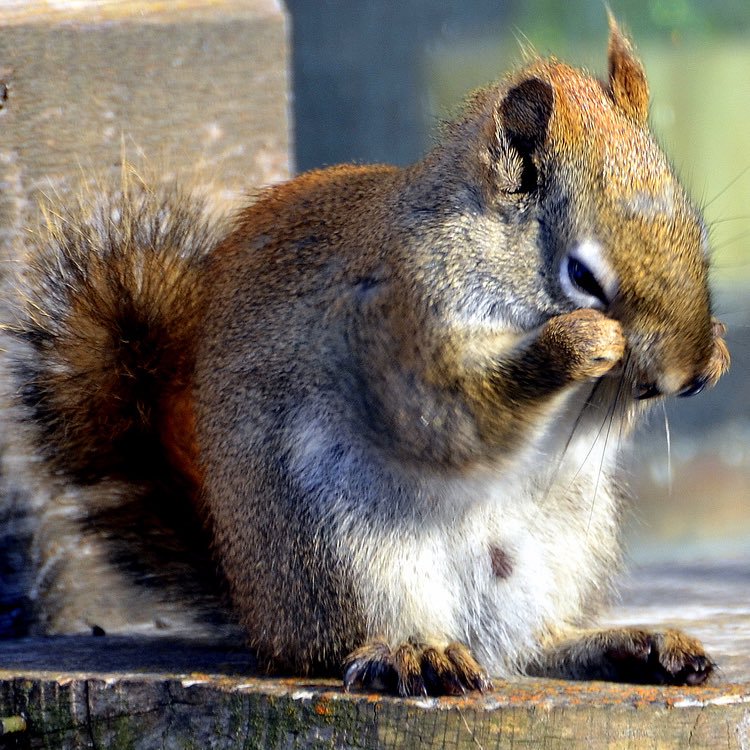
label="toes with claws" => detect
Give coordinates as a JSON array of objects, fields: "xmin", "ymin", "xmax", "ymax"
[{"xmin": 343, "ymin": 639, "xmax": 493, "ymax": 697}]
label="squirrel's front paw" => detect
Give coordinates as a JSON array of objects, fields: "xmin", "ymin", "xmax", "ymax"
[
  {"xmin": 543, "ymin": 308, "xmax": 625, "ymax": 381},
  {"xmin": 343, "ymin": 638, "xmax": 492, "ymax": 697}
]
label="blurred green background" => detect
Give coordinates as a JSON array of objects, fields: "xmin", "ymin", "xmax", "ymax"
[{"xmin": 286, "ymin": 0, "xmax": 750, "ymax": 562}]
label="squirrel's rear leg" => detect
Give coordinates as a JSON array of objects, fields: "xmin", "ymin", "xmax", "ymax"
[
  {"xmin": 532, "ymin": 627, "xmax": 714, "ymax": 686},
  {"xmin": 343, "ymin": 639, "xmax": 492, "ymax": 696}
]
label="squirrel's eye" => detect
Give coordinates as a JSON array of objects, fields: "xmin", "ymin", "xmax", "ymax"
[{"xmin": 567, "ymin": 257, "xmax": 608, "ymax": 306}]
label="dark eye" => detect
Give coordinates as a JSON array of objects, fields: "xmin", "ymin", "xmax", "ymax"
[{"xmin": 567, "ymin": 256, "xmax": 608, "ymax": 306}]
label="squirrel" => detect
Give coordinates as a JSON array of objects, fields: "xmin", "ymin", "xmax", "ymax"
[{"xmin": 1, "ymin": 18, "xmax": 730, "ymax": 695}]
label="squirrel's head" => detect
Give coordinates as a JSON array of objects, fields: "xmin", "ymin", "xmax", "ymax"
[{"xmin": 469, "ymin": 17, "xmax": 729, "ymax": 400}]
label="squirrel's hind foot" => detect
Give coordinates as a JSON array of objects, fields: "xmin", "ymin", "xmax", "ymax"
[
  {"xmin": 535, "ymin": 627, "xmax": 715, "ymax": 686},
  {"xmin": 342, "ymin": 638, "xmax": 492, "ymax": 697},
  {"xmin": 601, "ymin": 628, "xmax": 715, "ymax": 686}
]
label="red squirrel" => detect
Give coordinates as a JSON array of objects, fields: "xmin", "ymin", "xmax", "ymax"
[{"xmin": 4, "ymin": 19, "xmax": 728, "ymax": 695}]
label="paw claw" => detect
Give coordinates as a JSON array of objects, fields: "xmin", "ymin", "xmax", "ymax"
[
  {"xmin": 343, "ymin": 640, "xmax": 395, "ymax": 692},
  {"xmin": 342, "ymin": 639, "xmax": 490, "ymax": 697}
]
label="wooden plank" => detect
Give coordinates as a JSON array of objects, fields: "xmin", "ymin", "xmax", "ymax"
[
  {"xmin": 0, "ymin": 653, "xmax": 747, "ymax": 749},
  {"xmin": 0, "ymin": 0, "xmax": 290, "ymax": 259}
]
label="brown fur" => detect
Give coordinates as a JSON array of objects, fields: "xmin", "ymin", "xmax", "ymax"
[{"xmin": 5, "ymin": 21, "xmax": 730, "ymax": 692}]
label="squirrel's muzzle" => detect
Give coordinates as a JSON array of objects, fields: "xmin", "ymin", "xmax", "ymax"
[{"xmin": 628, "ymin": 317, "xmax": 729, "ymax": 401}]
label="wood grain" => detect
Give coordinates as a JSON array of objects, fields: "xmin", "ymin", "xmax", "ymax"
[{"xmin": 0, "ymin": 0, "xmax": 290, "ymax": 262}]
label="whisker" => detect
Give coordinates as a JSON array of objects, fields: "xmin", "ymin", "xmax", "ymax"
[
  {"xmin": 586, "ymin": 358, "xmax": 630, "ymax": 534},
  {"xmin": 569, "ymin": 396, "xmax": 614, "ymax": 485},
  {"xmin": 711, "ymin": 260, "xmax": 750, "ymax": 272},
  {"xmin": 703, "ymin": 165, "xmax": 750, "ymax": 209},
  {"xmin": 571, "ymin": 352, "xmax": 633, "ymax": 489},
  {"xmin": 662, "ymin": 400, "xmax": 673, "ymax": 497},
  {"xmin": 562, "ymin": 379, "xmax": 604, "ymax": 459},
  {"xmin": 615, "ymin": 385, "xmax": 629, "ymax": 469},
  {"xmin": 534, "ymin": 350, "xmax": 634, "ymax": 535},
  {"xmin": 535, "ymin": 378, "xmax": 604, "ymax": 510},
  {"xmin": 709, "ymin": 230, "xmax": 750, "ymax": 251},
  {"xmin": 707, "ymin": 215, "xmax": 750, "ymax": 226}
]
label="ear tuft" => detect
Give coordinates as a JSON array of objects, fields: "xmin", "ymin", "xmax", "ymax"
[
  {"xmin": 607, "ymin": 14, "xmax": 650, "ymax": 123},
  {"xmin": 499, "ymin": 78, "xmax": 554, "ymax": 152}
]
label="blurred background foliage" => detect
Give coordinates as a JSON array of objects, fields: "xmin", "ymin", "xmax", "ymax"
[{"xmin": 285, "ymin": 0, "xmax": 750, "ymax": 562}]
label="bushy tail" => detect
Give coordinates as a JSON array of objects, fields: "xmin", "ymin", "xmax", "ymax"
[
  {"xmin": 1, "ymin": 175, "xmax": 242, "ymax": 636},
  {"xmin": 9, "ymin": 175, "xmax": 224, "ymax": 487}
]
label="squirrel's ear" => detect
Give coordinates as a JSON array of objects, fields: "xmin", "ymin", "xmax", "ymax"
[
  {"xmin": 499, "ymin": 77, "xmax": 554, "ymax": 152},
  {"xmin": 477, "ymin": 77, "xmax": 552, "ymax": 198},
  {"xmin": 607, "ymin": 14, "xmax": 649, "ymax": 123}
]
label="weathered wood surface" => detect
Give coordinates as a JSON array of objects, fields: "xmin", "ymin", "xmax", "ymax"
[
  {"xmin": 0, "ymin": 644, "xmax": 747, "ymax": 749},
  {"xmin": 0, "ymin": 0, "xmax": 290, "ymax": 262},
  {"xmin": 0, "ymin": 664, "xmax": 749, "ymax": 750},
  {"xmin": 0, "ymin": 560, "xmax": 746, "ymax": 749}
]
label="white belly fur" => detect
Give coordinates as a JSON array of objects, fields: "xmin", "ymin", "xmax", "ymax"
[{"xmin": 290, "ymin": 398, "xmax": 624, "ymax": 677}]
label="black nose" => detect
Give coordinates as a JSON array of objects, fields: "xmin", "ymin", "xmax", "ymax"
[
  {"xmin": 635, "ymin": 383, "xmax": 661, "ymax": 400},
  {"xmin": 678, "ymin": 376, "xmax": 708, "ymax": 398}
]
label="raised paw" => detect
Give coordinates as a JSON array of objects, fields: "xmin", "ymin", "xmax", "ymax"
[
  {"xmin": 543, "ymin": 308, "xmax": 625, "ymax": 381},
  {"xmin": 342, "ymin": 638, "xmax": 493, "ymax": 697},
  {"xmin": 604, "ymin": 628, "xmax": 714, "ymax": 686}
]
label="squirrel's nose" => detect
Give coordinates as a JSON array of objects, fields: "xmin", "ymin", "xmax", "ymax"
[
  {"xmin": 677, "ymin": 375, "xmax": 708, "ymax": 398},
  {"xmin": 634, "ymin": 374, "xmax": 708, "ymax": 400}
]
